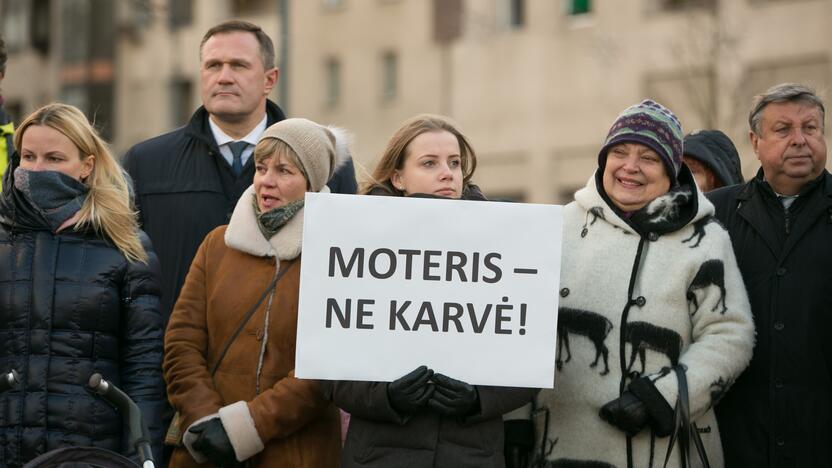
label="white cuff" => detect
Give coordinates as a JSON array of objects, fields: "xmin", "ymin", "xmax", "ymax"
[
  {"xmin": 219, "ymin": 401, "xmax": 266, "ymax": 462},
  {"xmin": 182, "ymin": 413, "xmax": 219, "ymax": 464}
]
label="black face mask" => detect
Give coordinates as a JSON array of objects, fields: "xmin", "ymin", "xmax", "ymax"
[{"xmin": 13, "ymin": 167, "xmax": 89, "ymax": 232}]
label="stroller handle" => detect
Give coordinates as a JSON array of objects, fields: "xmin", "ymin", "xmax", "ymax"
[
  {"xmin": 0, "ymin": 370, "xmax": 19, "ymax": 393},
  {"xmin": 88, "ymin": 373, "xmax": 155, "ymax": 468}
]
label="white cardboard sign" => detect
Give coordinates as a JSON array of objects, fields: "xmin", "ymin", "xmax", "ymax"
[{"xmin": 295, "ymin": 193, "xmax": 562, "ymax": 388}]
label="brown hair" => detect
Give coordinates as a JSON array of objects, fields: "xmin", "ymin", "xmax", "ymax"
[
  {"xmin": 14, "ymin": 103, "xmax": 147, "ymax": 263},
  {"xmin": 362, "ymin": 114, "xmax": 478, "ymax": 195},
  {"xmin": 200, "ymin": 20, "xmax": 276, "ymax": 69}
]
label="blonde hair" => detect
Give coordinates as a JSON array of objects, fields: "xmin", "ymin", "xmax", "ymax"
[
  {"xmin": 14, "ymin": 103, "xmax": 148, "ymax": 263},
  {"xmin": 362, "ymin": 114, "xmax": 478, "ymax": 195}
]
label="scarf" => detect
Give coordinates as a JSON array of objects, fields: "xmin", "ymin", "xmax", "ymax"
[
  {"xmin": 253, "ymin": 195, "xmax": 304, "ymax": 240},
  {"xmin": 13, "ymin": 168, "xmax": 89, "ymax": 232}
]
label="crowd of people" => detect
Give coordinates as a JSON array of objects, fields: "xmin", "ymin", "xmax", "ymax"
[{"xmin": 0, "ymin": 19, "xmax": 829, "ymax": 468}]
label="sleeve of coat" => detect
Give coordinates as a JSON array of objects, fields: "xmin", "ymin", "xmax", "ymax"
[
  {"xmin": 319, "ymin": 380, "xmax": 409, "ymax": 425},
  {"xmin": 163, "ymin": 231, "xmax": 225, "ymax": 430},
  {"xmin": 463, "ymin": 386, "xmax": 540, "ymax": 425},
  {"xmin": 239, "ymin": 371, "xmax": 334, "ymax": 444},
  {"xmin": 119, "ymin": 231, "xmax": 165, "ymax": 462},
  {"xmin": 649, "ymin": 228, "xmax": 755, "ymax": 421}
]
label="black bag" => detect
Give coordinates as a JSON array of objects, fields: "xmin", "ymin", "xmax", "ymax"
[{"xmin": 663, "ymin": 366, "xmax": 711, "ymax": 468}]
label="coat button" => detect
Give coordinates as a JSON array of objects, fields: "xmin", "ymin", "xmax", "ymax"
[
  {"xmin": 773, "ymin": 322, "xmax": 785, "ymax": 331},
  {"xmin": 647, "ymin": 232, "xmax": 659, "ymax": 241},
  {"xmin": 635, "ymin": 296, "xmax": 646, "ymax": 307},
  {"xmin": 776, "ymin": 267, "xmax": 787, "ymax": 276},
  {"xmin": 776, "ymin": 436, "xmax": 785, "ymax": 447},
  {"xmin": 774, "ymin": 379, "xmax": 784, "ymax": 389},
  {"xmin": 560, "ymin": 288, "xmax": 570, "ymax": 298}
]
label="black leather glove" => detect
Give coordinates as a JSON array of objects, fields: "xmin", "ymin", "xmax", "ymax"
[
  {"xmin": 504, "ymin": 419, "xmax": 534, "ymax": 468},
  {"xmin": 428, "ymin": 373, "xmax": 480, "ymax": 418},
  {"xmin": 599, "ymin": 390, "xmax": 649, "ymax": 436},
  {"xmin": 189, "ymin": 418, "xmax": 243, "ymax": 467},
  {"xmin": 387, "ymin": 365, "xmax": 435, "ymax": 414}
]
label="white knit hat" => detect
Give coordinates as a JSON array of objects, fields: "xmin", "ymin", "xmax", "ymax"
[{"xmin": 258, "ymin": 118, "xmax": 350, "ymax": 192}]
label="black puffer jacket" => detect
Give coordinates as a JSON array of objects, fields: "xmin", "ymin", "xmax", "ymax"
[{"xmin": 0, "ymin": 161, "xmax": 165, "ymax": 467}]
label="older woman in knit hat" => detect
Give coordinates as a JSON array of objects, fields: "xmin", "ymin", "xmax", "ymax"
[
  {"xmin": 534, "ymin": 100, "xmax": 754, "ymax": 467},
  {"xmin": 164, "ymin": 118, "xmax": 347, "ymax": 468}
]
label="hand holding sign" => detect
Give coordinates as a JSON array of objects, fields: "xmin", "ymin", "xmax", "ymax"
[
  {"xmin": 428, "ymin": 373, "xmax": 480, "ymax": 418},
  {"xmin": 387, "ymin": 365, "xmax": 435, "ymax": 415}
]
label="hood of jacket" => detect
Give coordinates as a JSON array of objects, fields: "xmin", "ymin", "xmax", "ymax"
[
  {"xmin": 683, "ymin": 130, "xmax": 744, "ymax": 187},
  {"xmin": 224, "ymin": 184, "xmax": 331, "ymax": 259}
]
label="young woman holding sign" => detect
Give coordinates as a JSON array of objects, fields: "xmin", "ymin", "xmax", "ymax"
[
  {"xmin": 533, "ymin": 101, "xmax": 754, "ymax": 467},
  {"xmin": 322, "ymin": 114, "xmax": 538, "ymax": 468},
  {"xmin": 163, "ymin": 118, "xmax": 347, "ymax": 467}
]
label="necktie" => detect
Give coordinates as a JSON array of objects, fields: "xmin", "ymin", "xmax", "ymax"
[{"xmin": 228, "ymin": 141, "xmax": 248, "ymax": 177}]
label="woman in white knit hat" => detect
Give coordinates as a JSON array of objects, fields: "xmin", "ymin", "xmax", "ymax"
[{"xmin": 164, "ymin": 118, "xmax": 348, "ymax": 468}]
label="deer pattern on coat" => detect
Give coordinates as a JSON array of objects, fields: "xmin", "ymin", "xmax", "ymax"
[
  {"xmin": 557, "ymin": 307, "xmax": 612, "ymax": 376},
  {"xmin": 624, "ymin": 321, "xmax": 682, "ymax": 376},
  {"xmin": 681, "ymin": 215, "xmax": 723, "ymax": 248},
  {"xmin": 686, "ymin": 259, "xmax": 727, "ymax": 314}
]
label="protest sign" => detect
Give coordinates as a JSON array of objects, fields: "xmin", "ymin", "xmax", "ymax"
[{"xmin": 295, "ymin": 193, "xmax": 562, "ymax": 388}]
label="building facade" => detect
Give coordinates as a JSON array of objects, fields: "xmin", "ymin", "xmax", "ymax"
[{"xmin": 2, "ymin": 0, "xmax": 831, "ymax": 202}]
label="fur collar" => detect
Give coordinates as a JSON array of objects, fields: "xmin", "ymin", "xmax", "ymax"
[
  {"xmin": 225, "ymin": 185, "xmax": 330, "ymax": 259},
  {"xmin": 576, "ymin": 169, "xmax": 714, "ymax": 237}
]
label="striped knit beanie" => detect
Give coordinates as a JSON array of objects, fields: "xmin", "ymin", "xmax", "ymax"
[{"xmin": 598, "ymin": 99, "xmax": 684, "ymax": 185}]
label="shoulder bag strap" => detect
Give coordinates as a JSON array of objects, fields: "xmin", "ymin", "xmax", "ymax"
[
  {"xmin": 663, "ymin": 366, "xmax": 711, "ymax": 468},
  {"xmin": 208, "ymin": 263, "xmax": 290, "ymax": 376}
]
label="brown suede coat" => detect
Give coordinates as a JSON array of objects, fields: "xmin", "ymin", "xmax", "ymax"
[{"xmin": 164, "ymin": 224, "xmax": 340, "ymax": 467}]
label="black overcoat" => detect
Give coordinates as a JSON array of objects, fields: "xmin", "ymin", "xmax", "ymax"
[{"xmin": 708, "ymin": 170, "xmax": 832, "ymax": 467}]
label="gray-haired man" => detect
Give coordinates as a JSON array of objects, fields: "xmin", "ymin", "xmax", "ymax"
[{"xmin": 709, "ymin": 83, "xmax": 831, "ymax": 467}]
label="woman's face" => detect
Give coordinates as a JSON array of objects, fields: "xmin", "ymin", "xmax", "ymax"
[
  {"xmin": 392, "ymin": 130, "xmax": 463, "ymax": 198},
  {"xmin": 19, "ymin": 125, "xmax": 94, "ymax": 181},
  {"xmin": 602, "ymin": 142, "xmax": 671, "ymax": 212},
  {"xmin": 253, "ymin": 152, "xmax": 308, "ymax": 212}
]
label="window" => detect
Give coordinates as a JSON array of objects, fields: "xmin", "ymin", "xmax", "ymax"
[
  {"xmin": 1, "ymin": 0, "xmax": 29, "ymax": 52},
  {"xmin": 62, "ymin": 0, "xmax": 91, "ymax": 63},
  {"xmin": 651, "ymin": 0, "xmax": 715, "ymax": 12},
  {"xmin": 169, "ymin": 0, "xmax": 193, "ymax": 29},
  {"xmin": 169, "ymin": 77, "xmax": 193, "ymax": 127},
  {"xmin": 322, "ymin": 0, "xmax": 344, "ymax": 10},
  {"xmin": 433, "ymin": 0, "xmax": 463, "ymax": 44},
  {"xmin": 325, "ymin": 57, "xmax": 341, "ymax": 108},
  {"xmin": 496, "ymin": 0, "xmax": 524, "ymax": 30},
  {"xmin": 381, "ymin": 51, "xmax": 397, "ymax": 102},
  {"xmin": 567, "ymin": 0, "xmax": 591, "ymax": 15},
  {"xmin": 30, "ymin": 0, "xmax": 51, "ymax": 55}
]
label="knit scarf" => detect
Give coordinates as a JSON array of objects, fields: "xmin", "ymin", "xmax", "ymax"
[
  {"xmin": 253, "ymin": 195, "xmax": 304, "ymax": 239},
  {"xmin": 13, "ymin": 168, "xmax": 89, "ymax": 232}
]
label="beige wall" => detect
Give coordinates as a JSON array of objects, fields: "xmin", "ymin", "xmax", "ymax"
[{"xmin": 2, "ymin": 0, "xmax": 831, "ymax": 202}]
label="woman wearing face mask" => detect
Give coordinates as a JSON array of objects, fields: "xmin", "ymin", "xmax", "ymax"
[
  {"xmin": 0, "ymin": 103, "xmax": 164, "ymax": 466},
  {"xmin": 164, "ymin": 118, "xmax": 344, "ymax": 468},
  {"xmin": 533, "ymin": 101, "xmax": 754, "ymax": 467},
  {"xmin": 321, "ymin": 114, "xmax": 538, "ymax": 468}
]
